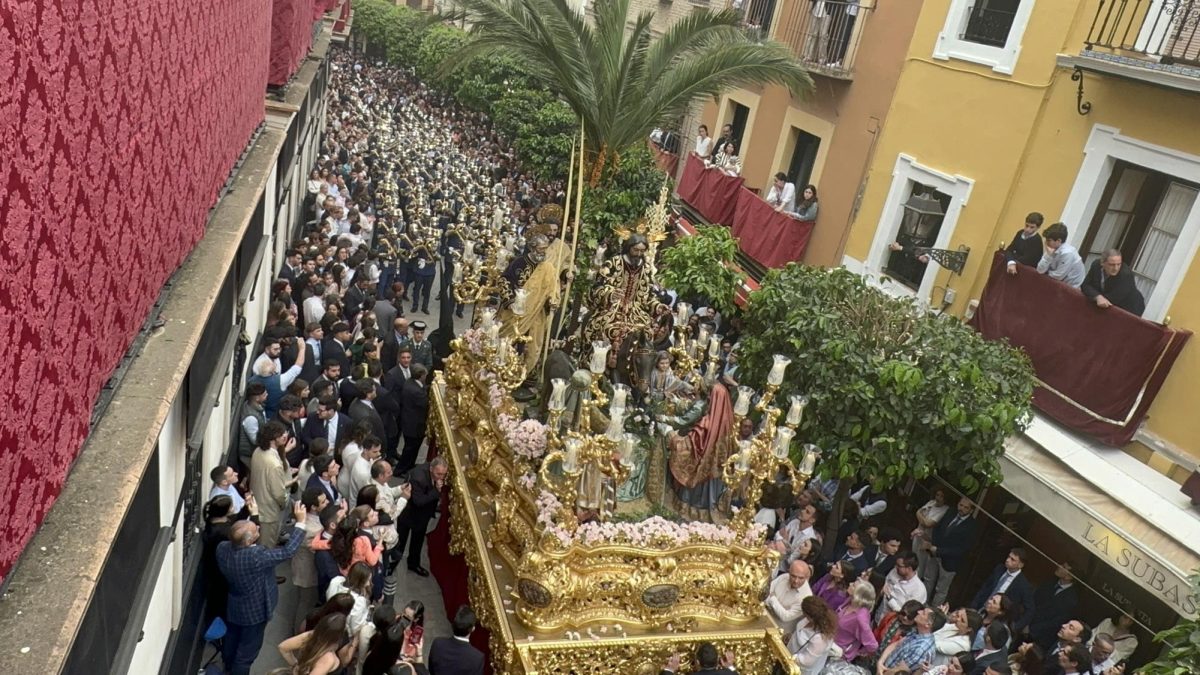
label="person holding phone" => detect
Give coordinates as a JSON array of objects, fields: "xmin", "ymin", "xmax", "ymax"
[
  {"xmin": 250, "ymin": 420, "xmax": 299, "ymax": 547},
  {"xmin": 402, "ymin": 600, "xmax": 425, "ymax": 660}
]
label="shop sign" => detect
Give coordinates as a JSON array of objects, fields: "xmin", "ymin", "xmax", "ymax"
[{"xmin": 1082, "ymin": 520, "xmax": 1198, "ymax": 618}]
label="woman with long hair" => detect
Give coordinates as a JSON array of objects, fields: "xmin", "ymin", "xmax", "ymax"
[
  {"xmin": 1008, "ymin": 641, "xmax": 1044, "ymax": 675},
  {"xmin": 932, "ymin": 607, "xmax": 981, "ymax": 667},
  {"xmin": 330, "ymin": 505, "xmax": 385, "ymax": 599},
  {"xmin": 326, "ymin": 562, "xmax": 374, "ymax": 637},
  {"xmin": 788, "ymin": 596, "xmax": 837, "ymax": 675},
  {"xmin": 812, "ymin": 560, "xmax": 855, "ymax": 611},
  {"xmin": 795, "ymin": 184, "xmax": 819, "ymax": 222},
  {"xmin": 972, "ymin": 593, "xmax": 1014, "ymax": 651},
  {"xmin": 361, "ymin": 615, "xmax": 409, "ymax": 675},
  {"xmin": 277, "ymin": 613, "xmax": 354, "ymax": 675},
  {"xmin": 301, "ymin": 592, "xmax": 354, "ymax": 633}
]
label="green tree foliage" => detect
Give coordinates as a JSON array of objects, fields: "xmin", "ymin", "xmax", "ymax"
[
  {"xmin": 417, "ymin": 24, "xmax": 472, "ymax": 93},
  {"xmin": 355, "ymin": 0, "xmax": 428, "ymax": 63},
  {"xmin": 659, "ymin": 225, "xmax": 741, "ymax": 316},
  {"xmin": 449, "ymin": 0, "xmax": 812, "ymax": 172},
  {"xmin": 581, "ymin": 145, "xmax": 669, "ymax": 235},
  {"xmin": 514, "ymin": 100, "xmax": 577, "ymax": 183},
  {"xmin": 1141, "ymin": 573, "xmax": 1200, "ymax": 675},
  {"xmin": 491, "ymin": 88, "xmax": 555, "ymax": 141},
  {"xmin": 736, "ymin": 265, "xmax": 1035, "ymax": 538},
  {"xmin": 455, "ymin": 56, "xmax": 537, "ymax": 116}
]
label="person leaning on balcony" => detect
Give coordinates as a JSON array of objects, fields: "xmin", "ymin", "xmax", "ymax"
[
  {"xmin": 1035, "ymin": 223, "xmax": 1086, "ymax": 288},
  {"xmin": 766, "ymin": 172, "xmax": 797, "ymax": 213},
  {"xmin": 795, "ymin": 184, "xmax": 819, "ymax": 222},
  {"xmin": 694, "ymin": 124, "xmax": 713, "ymax": 159},
  {"xmin": 1080, "ymin": 249, "xmax": 1146, "ymax": 317},
  {"xmin": 708, "ymin": 141, "xmax": 743, "ymax": 177},
  {"xmin": 1005, "ymin": 212, "xmax": 1045, "ymax": 275}
]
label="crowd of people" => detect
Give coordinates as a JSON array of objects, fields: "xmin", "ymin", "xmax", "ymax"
[
  {"xmin": 198, "ymin": 47, "xmax": 568, "ymax": 675},
  {"xmin": 758, "ymin": 487, "xmax": 1138, "ymax": 675}
]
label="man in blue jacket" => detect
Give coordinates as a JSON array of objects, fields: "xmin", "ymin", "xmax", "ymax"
[{"xmin": 216, "ymin": 500, "xmax": 307, "ymax": 675}]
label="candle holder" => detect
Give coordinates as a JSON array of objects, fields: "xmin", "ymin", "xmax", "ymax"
[{"xmin": 723, "ymin": 381, "xmax": 817, "ymax": 534}]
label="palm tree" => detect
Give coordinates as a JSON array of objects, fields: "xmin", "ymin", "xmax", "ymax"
[{"xmin": 445, "ymin": 0, "xmax": 812, "ymax": 181}]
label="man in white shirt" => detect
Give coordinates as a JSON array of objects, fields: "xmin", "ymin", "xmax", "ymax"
[
  {"xmin": 765, "ymin": 172, "xmax": 796, "ymax": 213},
  {"xmin": 252, "ymin": 338, "xmax": 284, "ymax": 377},
  {"xmin": 208, "ymin": 464, "xmax": 245, "ymax": 514},
  {"xmin": 766, "ymin": 560, "xmax": 812, "ymax": 635},
  {"xmin": 773, "ymin": 503, "xmax": 818, "ymax": 560},
  {"xmin": 347, "ymin": 438, "xmax": 384, "ymax": 505},
  {"xmin": 371, "ymin": 459, "xmax": 411, "ymax": 520},
  {"xmin": 303, "ymin": 287, "xmax": 328, "ymax": 327},
  {"xmin": 875, "ymin": 551, "xmax": 928, "ymax": 623}
]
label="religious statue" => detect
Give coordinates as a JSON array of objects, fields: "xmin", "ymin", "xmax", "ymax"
[
  {"xmin": 663, "ymin": 381, "xmax": 735, "ymax": 523},
  {"xmin": 497, "ymin": 233, "xmax": 570, "ymax": 372},
  {"xmin": 581, "ymin": 234, "xmax": 667, "ymax": 388}
]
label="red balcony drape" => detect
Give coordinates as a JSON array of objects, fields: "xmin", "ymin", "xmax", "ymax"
[
  {"xmin": 970, "ymin": 252, "xmax": 1191, "ymax": 446},
  {"xmin": 678, "ymin": 154, "xmax": 815, "ymax": 267},
  {"xmin": 0, "ymin": 0, "xmax": 270, "ymax": 581},
  {"xmin": 270, "ymin": 0, "xmax": 317, "ymax": 86}
]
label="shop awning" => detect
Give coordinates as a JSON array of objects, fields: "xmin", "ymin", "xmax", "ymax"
[{"xmin": 1002, "ymin": 416, "xmax": 1200, "ymax": 618}]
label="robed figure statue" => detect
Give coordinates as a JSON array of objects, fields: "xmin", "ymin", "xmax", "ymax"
[
  {"xmin": 497, "ymin": 234, "xmax": 570, "ymax": 372},
  {"xmin": 665, "ymin": 381, "xmax": 735, "ymax": 523},
  {"xmin": 581, "ymin": 234, "xmax": 666, "ymax": 388}
]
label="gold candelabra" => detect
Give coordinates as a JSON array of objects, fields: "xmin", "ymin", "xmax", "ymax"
[
  {"xmin": 722, "ymin": 355, "xmax": 821, "ymax": 533},
  {"xmin": 536, "ymin": 339, "xmax": 634, "ymax": 528}
]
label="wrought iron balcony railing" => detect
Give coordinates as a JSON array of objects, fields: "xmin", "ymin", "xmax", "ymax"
[
  {"xmin": 771, "ymin": 0, "xmax": 872, "ymax": 78},
  {"xmin": 1085, "ymin": 0, "xmax": 1200, "ymax": 66}
]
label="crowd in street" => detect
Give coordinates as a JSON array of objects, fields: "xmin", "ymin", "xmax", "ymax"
[
  {"xmin": 199, "ymin": 49, "xmax": 563, "ymax": 675},
  {"xmin": 760, "ymin": 486, "xmax": 1137, "ymax": 675}
]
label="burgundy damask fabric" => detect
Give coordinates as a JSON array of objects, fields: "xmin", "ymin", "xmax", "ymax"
[
  {"xmin": 0, "ymin": 0, "xmax": 270, "ymax": 581},
  {"xmin": 970, "ymin": 252, "xmax": 1191, "ymax": 446},
  {"xmin": 270, "ymin": 0, "xmax": 316, "ymax": 86}
]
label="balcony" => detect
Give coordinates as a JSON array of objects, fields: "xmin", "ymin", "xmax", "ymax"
[
  {"xmin": 1071, "ymin": 0, "xmax": 1200, "ymax": 92},
  {"xmin": 728, "ymin": 0, "xmax": 872, "ymax": 79},
  {"xmin": 969, "ymin": 251, "xmax": 1192, "ymax": 449}
]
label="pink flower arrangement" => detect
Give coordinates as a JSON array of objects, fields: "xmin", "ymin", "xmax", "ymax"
[
  {"xmin": 496, "ymin": 413, "xmax": 548, "ymax": 460},
  {"xmin": 533, "ymin": 490, "xmax": 768, "ymax": 550},
  {"xmin": 517, "ymin": 472, "xmax": 537, "ymax": 491},
  {"xmin": 461, "ymin": 328, "xmax": 485, "ymax": 355}
]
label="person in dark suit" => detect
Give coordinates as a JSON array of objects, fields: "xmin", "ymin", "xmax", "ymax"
[
  {"xmin": 1027, "ymin": 563, "xmax": 1080, "ymax": 649},
  {"xmin": 660, "ymin": 641, "xmax": 736, "ymax": 674},
  {"xmin": 970, "ymin": 622, "xmax": 1011, "ymax": 675},
  {"xmin": 826, "ymin": 528, "xmax": 872, "ymax": 579},
  {"xmin": 380, "ymin": 316, "xmax": 410, "ymax": 371},
  {"xmin": 273, "ymin": 395, "xmax": 308, "ymax": 467},
  {"xmin": 398, "ymin": 363, "xmax": 430, "ymax": 475},
  {"xmin": 279, "ymin": 249, "xmax": 302, "ymax": 285},
  {"xmin": 922, "ymin": 496, "xmax": 978, "ymax": 605},
  {"xmin": 1005, "ymin": 212, "xmax": 1044, "ymax": 273},
  {"xmin": 305, "ymin": 454, "xmax": 341, "ymax": 504},
  {"xmin": 342, "ymin": 271, "xmax": 373, "ymax": 323},
  {"xmin": 395, "ymin": 457, "xmax": 448, "ymax": 577},
  {"xmin": 1080, "ymin": 249, "xmax": 1145, "ymax": 316},
  {"xmin": 300, "ymin": 394, "xmax": 352, "ymax": 453},
  {"xmin": 427, "ymin": 605, "xmax": 484, "ymax": 675},
  {"xmin": 866, "ymin": 527, "xmax": 903, "ymax": 582},
  {"xmin": 1042, "ymin": 619, "xmax": 1092, "ymax": 675},
  {"xmin": 321, "ymin": 321, "xmax": 354, "ymax": 375},
  {"xmin": 972, "ymin": 548, "xmax": 1036, "ymax": 632},
  {"xmin": 349, "ymin": 380, "xmax": 388, "ymax": 445}
]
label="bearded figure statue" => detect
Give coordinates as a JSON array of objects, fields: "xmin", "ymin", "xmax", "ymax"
[
  {"xmin": 581, "ymin": 234, "xmax": 666, "ymax": 390},
  {"xmin": 497, "ymin": 233, "xmax": 570, "ymax": 372}
]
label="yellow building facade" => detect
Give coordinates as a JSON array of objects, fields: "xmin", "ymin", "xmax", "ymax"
[
  {"xmin": 840, "ymin": 0, "xmax": 1200, "ymax": 633},
  {"xmin": 844, "ymin": 0, "xmax": 1200, "ymax": 474}
]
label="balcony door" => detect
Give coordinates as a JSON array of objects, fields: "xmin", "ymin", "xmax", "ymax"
[{"xmin": 1083, "ymin": 160, "xmax": 1200, "ymax": 300}]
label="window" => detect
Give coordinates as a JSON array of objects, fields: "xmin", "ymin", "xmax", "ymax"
[
  {"xmin": 853, "ymin": 154, "xmax": 973, "ymax": 302},
  {"xmin": 934, "ymin": 0, "xmax": 1036, "ymax": 74},
  {"xmin": 786, "ymin": 128, "xmax": 821, "ymax": 189},
  {"xmin": 1059, "ymin": 125, "xmax": 1200, "ymax": 321},
  {"xmin": 1082, "ymin": 160, "xmax": 1200, "ymax": 300},
  {"xmin": 961, "ymin": 0, "xmax": 1021, "ymax": 47},
  {"xmin": 884, "ymin": 184, "xmax": 953, "ymax": 291}
]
